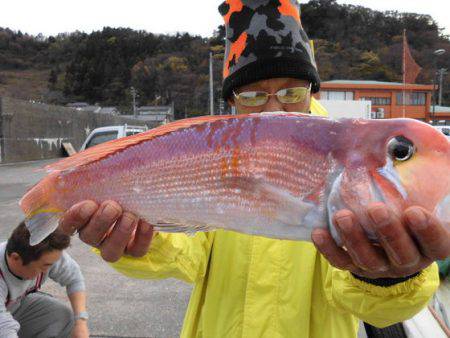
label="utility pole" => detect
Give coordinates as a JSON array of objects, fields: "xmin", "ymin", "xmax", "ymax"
[
  {"xmin": 130, "ymin": 87, "xmax": 137, "ymax": 118},
  {"xmin": 438, "ymin": 68, "xmax": 447, "ymax": 106},
  {"xmin": 209, "ymin": 52, "xmax": 214, "ymax": 115},
  {"xmin": 431, "ymin": 49, "xmax": 446, "ymax": 124},
  {"xmin": 432, "ymin": 71, "xmax": 437, "ymax": 123}
]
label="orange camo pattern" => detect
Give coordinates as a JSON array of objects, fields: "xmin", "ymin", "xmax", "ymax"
[
  {"xmin": 218, "ymin": 0, "xmax": 323, "ymax": 97},
  {"xmin": 223, "ymin": 0, "xmax": 244, "ymax": 24},
  {"xmin": 223, "ymin": 32, "xmax": 248, "ymax": 78},
  {"xmin": 278, "ymin": 0, "xmax": 301, "ymax": 23}
]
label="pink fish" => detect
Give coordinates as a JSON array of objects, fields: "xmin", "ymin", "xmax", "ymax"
[{"xmin": 20, "ymin": 113, "xmax": 450, "ymax": 245}]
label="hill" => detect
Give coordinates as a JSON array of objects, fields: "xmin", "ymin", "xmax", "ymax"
[{"xmin": 0, "ymin": 0, "xmax": 449, "ymax": 118}]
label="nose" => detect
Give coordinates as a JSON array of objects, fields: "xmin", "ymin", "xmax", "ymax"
[{"xmin": 262, "ymin": 95, "xmax": 283, "ymax": 112}]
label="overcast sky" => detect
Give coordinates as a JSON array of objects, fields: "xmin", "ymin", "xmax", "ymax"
[{"xmin": 1, "ymin": 0, "xmax": 449, "ymax": 37}]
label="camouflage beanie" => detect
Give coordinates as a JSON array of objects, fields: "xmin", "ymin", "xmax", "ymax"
[{"xmin": 219, "ymin": 0, "xmax": 320, "ymax": 100}]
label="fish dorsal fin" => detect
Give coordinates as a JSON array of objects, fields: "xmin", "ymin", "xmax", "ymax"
[{"xmin": 45, "ymin": 114, "xmax": 249, "ymax": 172}]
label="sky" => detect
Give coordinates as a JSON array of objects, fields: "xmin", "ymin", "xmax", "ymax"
[{"xmin": 1, "ymin": 0, "xmax": 449, "ymax": 38}]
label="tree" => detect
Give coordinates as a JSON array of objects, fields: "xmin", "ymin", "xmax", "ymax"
[{"xmin": 1, "ymin": 0, "xmax": 450, "ymax": 108}]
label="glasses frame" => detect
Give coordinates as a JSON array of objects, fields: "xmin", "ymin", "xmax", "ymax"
[{"xmin": 233, "ymin": 84, "xmax": 312, "ymax": 107}]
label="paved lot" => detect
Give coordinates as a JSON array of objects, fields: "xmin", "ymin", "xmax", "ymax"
[{"xmin": 0, "ymin": 159, "xmax": 192, "ymax": 338}]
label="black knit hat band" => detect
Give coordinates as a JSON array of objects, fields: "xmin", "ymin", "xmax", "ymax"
[{"xmin": 222, "ymin": 56, "xmax": 320, "ymax": 100}]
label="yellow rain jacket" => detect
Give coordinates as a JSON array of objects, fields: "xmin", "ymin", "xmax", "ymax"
[
  {"xmin": 108, "ymin": 99, "xmax": 439, "ymax": 338},
  {"xmin": 111, "ymin": 231, "xmax": 438, "ymax": 338}
]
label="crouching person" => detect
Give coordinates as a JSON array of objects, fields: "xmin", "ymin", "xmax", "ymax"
[{"xmin": 0, "ymin": 222, "xmax": 88, "ymax": 338}]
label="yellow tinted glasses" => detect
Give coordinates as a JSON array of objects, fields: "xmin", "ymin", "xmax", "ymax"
[{"xmin": 233, "ymin": 85, "xmax": 311, "ymax": 107}]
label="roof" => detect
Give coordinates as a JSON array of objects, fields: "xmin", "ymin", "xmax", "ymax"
[
  {"xmin": 325, "ymin": 80, "xmax": 406, "ymax": 86},
  {"xmin": 322, "ymin": 80, "xmax": 433, "ymax": 91}
]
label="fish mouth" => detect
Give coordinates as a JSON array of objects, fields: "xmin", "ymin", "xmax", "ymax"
[
  {"xmin": 376, "ymin": 158, "xmax": 408, "ymax": 200},
  {"xmin": 436, "ymin": 194, "xmax": 450, "ymax": 227}
]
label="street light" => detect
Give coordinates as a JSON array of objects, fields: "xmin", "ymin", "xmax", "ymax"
[{"xmin": 432, "ymin": 49, "xmax": 446, "ymax": 124}]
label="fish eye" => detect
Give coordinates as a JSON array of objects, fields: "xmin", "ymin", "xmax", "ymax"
[{"xmin": 387, "ymin": 136, "xmax": 415, "ymax": 162}]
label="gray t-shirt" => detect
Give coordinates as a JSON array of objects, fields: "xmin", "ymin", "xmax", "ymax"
[{"xmin": 0, "ymin": 242, "xmax": 85, "ymax": 337}]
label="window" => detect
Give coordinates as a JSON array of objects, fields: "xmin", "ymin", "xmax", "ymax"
[
  {"xmin": 126, "ymin": 131, "xmax": 142, "ymax": 136},
  {"xmin": 85, "ymin": 131, "xmax": 118, "ymax": 149},
  {"xmin": 361, "ymin": 97, "xmax": 391, "ymax": 105},
  {"xmin": 396, "ymin": 92, "xmax": 426, "ymax": 106},
  {"xmin": 320, "ymin": 91, "xmax": 354, "ymax": 101}
]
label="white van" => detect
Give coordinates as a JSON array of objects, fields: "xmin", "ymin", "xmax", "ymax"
[{"xmin": 80, "ymin": 124, "xmax": 148, "ymax": 151}]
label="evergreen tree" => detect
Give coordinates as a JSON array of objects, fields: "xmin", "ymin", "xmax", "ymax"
[{"xmin": 1, "ymin": 0, "xmax": 450, "ymax": 109}]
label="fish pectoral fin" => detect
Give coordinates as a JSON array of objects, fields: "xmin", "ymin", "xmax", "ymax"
[
  {"xmin": 25, "ymin": 209, "xmax": 63, "ymax": 246},
  {"xmin": 258, "ymin": 182, "xmax": 314, "ymax": 214},
  {"xmin": 224, "ymin": 176, "xmax": 314, "ymax": 215},
  {"xmin": 154, "ymin": 220, "xmax": 214, "ymax": 235},
  {"xmin": 326, "ymin": 173, "xmax": 345, "ymax": 246}
]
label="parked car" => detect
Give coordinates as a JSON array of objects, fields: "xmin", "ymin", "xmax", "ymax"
[{"xmin": 80, "ymin": 124, "xmax": 148, "ymax": 151}]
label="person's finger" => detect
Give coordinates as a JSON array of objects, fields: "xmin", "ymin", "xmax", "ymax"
[
  {"xmin": 78, "ymin": 201, "xmax": 122, "ymax": 247},
  {"xmin": 368, "ymin": 203, "xmax": 421, "ymax": 268},
  {"xmin": 59, "ymin": 201, "xmax": 98, "ymax": 235},
  {"xmin": 125, "ymin": 220, "xmax": 154, "ymax": 257},
  {"xmin": 99, "ymin": 212, "xmax": 138, "ymax": 262},
  {"xmin": 334, "ymin": 210, "xmax": 389, "ymax": 272},
  {"xmin": 405, "ymin": 207, "xmax": 450, "ymax": 260},
  {"xmin": 311, "ymin": 228, "xmax": 357, "ymax": 271}
]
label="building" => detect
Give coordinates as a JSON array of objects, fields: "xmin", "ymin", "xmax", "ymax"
[
  {"xmin": 122, "ymin": 105, "xmax": 174, "ymax": 126},
  {"xmin": 314, "ymin": 80, "xmax": 444, "ymax": 122},
  {"xmin": 135, "ymin": 105, "xmax": 174, "ymax": 124},
  {"xmin": 318, "ymin": 99, "xmax": 372, "ymax": 119}
]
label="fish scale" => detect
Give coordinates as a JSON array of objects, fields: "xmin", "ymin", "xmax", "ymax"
[{"xmin": 19, "ymin": 113, "xmax": 450, "ymax": 245}]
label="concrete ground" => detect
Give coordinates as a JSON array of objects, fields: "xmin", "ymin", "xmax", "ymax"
[{"xmin": 1, "ymin": 159, "xmax": 447, "ymax": 337}]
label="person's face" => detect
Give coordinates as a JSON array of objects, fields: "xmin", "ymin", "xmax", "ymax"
[
  {"xmin": 229, "ymin": 78, "xmax": 311, "ymax": 115},
  {"xmin": 10, "ymin": 250, "xmax": 62, "ymax": 280}
]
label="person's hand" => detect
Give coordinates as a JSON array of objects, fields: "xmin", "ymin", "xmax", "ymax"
[
  {"xmin": 71, "ymin": 318, "xmax": 89, "ymax": 338},
  {"xmin": 59, "ymin": 200, "xmax": 154, "ymax": 262},
  {"xmin": 311, "ymin": 203, "xmax": 450, "ymax": 279}
]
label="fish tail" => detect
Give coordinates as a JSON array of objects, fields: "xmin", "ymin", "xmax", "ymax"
[{"xmin": 19, "ymin": 175, "xmax": 63, "ymax": 246}]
